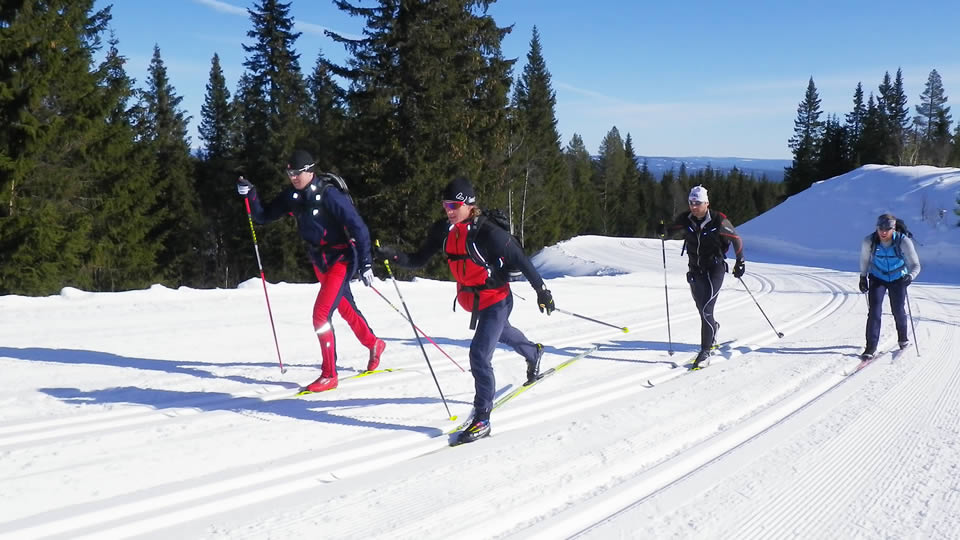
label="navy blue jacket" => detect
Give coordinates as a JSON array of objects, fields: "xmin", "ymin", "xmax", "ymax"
[{"xmin": 248, "ymin": 177, "xmax": 372, "ymax": 273}]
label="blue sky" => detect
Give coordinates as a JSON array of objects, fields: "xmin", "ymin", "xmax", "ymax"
[{"xmin": 94, "ymin": 0, "xmax": 960, "ymax": 159}]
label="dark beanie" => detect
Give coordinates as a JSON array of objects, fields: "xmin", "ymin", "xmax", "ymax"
[
  {"xmin": 442, "ymin": 177, "xmax": 476, "ymax": 204},
  {"xmin": 287, "ymin": 150, "xmax": 315, "ymax": 171}
]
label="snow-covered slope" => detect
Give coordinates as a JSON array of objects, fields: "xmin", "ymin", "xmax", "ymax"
[{"xmin": 1, "ymin": 166, "xmax": 958, "ymax": 539}]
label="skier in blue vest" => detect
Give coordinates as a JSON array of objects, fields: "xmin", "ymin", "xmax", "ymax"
[{"xmin": 857, "ymin": 213, "xmax": 921, "ymax": 359}]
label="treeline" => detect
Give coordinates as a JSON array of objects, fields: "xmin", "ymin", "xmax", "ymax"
[
  {"xmin": 785, "ymin": 69, "xmax": 960, "ymax": 195},
  {"xmin": 0, "ymin": 1, "xmax": 781, "ymax": 296}
]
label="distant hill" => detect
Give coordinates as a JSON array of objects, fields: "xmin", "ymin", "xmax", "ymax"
[{"xmin": 636, "ymin": 156, "xmax": 792, "ymax": 182}]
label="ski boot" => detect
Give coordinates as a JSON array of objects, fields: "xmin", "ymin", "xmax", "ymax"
[
  {"xmin": 367, "ymin": 339, "xmax": 386, "ymax": 371},
  {"xmin": 525, "ymin": 344, "xmax": 544, "ymax": 386}
]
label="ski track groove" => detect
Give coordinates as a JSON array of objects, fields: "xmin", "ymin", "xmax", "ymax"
[
  {"xmin": 731, "ymin": 297, "xmax": 954, "ymax": 539},
  {"xmin": 2, "ymin": 267, "xmax": 894, "ymax": 539}
]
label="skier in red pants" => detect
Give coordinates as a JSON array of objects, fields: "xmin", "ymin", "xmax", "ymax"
[{"xmin": 238, "ymin": 150, "xmax": 385, "ymax": 392}]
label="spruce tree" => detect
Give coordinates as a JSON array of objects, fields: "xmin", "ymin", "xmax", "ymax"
[
  {"xmin": 887, "ymin": 68, "xmax": 910, "ymax": 164},
  {"xmin": 509, "ymin": 26, "xmax": 566, "ymax": 247},
  {"xmin": 303, "ymin": 51, "xmax": 345, "ymax": 172},
  {"xmin": 860, "ymin": 93, "xmax": 890, "ymax": 165},
  {"xmin": 784, "ymin": 77, "xmax": 823, "ymax": 195},
  {"xmin": 596, "ymin": 127, "xmax": 625, "ymax": 235},
  {"xmin": 197, "ymin": 53, "xmax": 244, "ymax": 287},
  {"xmin": 328, "ymin": 0, "xmax": 513, "ymax": 274},
  {"xmin": 914, "ymin": 69, "xmax": 952, "ymax": 165},
  {"xmin": 141, "ymin": 46, "xmax": 204, "ymax": 287},
  {"xmin": 0, "ymin": 1, "xmax": 111, "ymax": 294},
  {"xmin": 816, "ymin": 115, "xmax": 851, "ymax": 181},
  {"xmin": 236, "ymin": 0, "xmax": 311, "ymax": 283},
  {"xmin": 564, "ymin": 134, "xmax": 600, "ymax": 234},
  {"xmin": 621, "ymin": 134, "xmax": 646, "ymax": 236},
  {"xmin": 845, "ymin": 82, "xmax": 866, "ymax": 166},
  {"xmin": 87, "ymin": 36, "xmax": 161, "ymax": 291}
]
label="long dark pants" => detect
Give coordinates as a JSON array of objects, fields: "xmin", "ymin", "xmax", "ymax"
[
  {"xmin": 689, "ymin": 264, "xmax": 726, "ymax": 351},
  {"xmin": 470, "ymin": 292, "xmax": 539, "ymax": 414},
  {"xmin": 865, "ymin": 275, "xmax": 908, "ymax": 351}
]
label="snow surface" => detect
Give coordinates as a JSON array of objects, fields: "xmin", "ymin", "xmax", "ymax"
[{"xmin": 1, "ymin": 165, "xmax": 959, "ymax": 539}]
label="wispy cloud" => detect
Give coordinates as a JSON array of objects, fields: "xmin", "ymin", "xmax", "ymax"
[{"xmin": 192, "ymin": 0, "xmax": 247, "ymax": 16}]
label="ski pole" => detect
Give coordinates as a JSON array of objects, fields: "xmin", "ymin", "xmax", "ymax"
[
  {"xmin": 660, "ymin": 223, "xmax": 674, "ymax": 355},
  {"xmin": 905, "ymin": 288, "xmax": 920, "ymax": 356},
  {"xmin": 738, "ymin": 276, "xmax": 784, "ymax": 338},
  {"xmin": 376, "ymin": 241, "xmax": 456, "ymax": 421},
  {"xmin": 369, "ymin": 284, "xmax": 465, "ymax": 371},
  {"xmin": 243, "ymin": 189, "xmax": 286, "ymax": 374},
  {"xmin": 555, "ymin": 307, "xmax": 629, "ymax": 333},
  {"xmin": 513, "ymin": 292, "xmax": 628, "ymax": 333}
]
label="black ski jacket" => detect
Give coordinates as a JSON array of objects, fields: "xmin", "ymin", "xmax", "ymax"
[{"xmin": 663, "ymin": 209, "xmax": 744, "ymax": 272}]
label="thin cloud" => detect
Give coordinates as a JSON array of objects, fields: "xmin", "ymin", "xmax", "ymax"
[
  {"xmin": 193, "ymin": 0, "xmax": 247, "ymax": 16},
  {"xmin": 296, "ymin": 21, "xmax": 363, "ymax": 41}
]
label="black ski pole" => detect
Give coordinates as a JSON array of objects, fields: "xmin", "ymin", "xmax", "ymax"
[
  {"xmin": 369, "ymin": 284, "xmax": 465, "ymax": 371},
  {"xmin": 376, "ymin": 241, "xmax": 456, "ymax": 421},
  {"xmin": 242, "ymin": 187, "xmax": 286, "ymax": 374},
  {"xmin": 660, "ymin": 224, "xmax": 674, "ymax": 355},
  {"xmin": 738, "ymin": 276, "xmax": 784, "ymax": 338},
  {"xmin": 905, "ymin": 288, "xmax": 920, "ymax": 356},
  {"xmin": 513, "ymin": 292, "xmax": 628, "ymax": 333}
]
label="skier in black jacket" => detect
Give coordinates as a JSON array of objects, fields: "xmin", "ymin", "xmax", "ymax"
[
  {"xmin": 376, "ymin": 177, "xmax": 555, "ymax": 445},
  {"xmin": 656, "ymin": 185, "xmax": 744, "ymax": 367},
  {"xmin": 237, "ymin": 150, "xmax": 385, "ymax": 392}
]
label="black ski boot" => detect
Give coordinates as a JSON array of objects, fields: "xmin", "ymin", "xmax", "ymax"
[
  {"xmin": 455, "ymin": 410, "xmax": 491, "ymax": 446},
  {"xmin": 525, "ymin": 344, "xmax": 544, "ymax": 386},
  {"xmin": 691, "ymin": 348, "xmax": 711, "ymax": 370},
  {"xmin": 860, "ymin": 346, "xmax": 876, "ymax": 360}
]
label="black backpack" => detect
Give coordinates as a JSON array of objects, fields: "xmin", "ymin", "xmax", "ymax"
[
  {"xmin": 477, "ymin": 208, "xmax": 525, "ymax": 282},
  {"xmin": 870, "ymin": 218, "xmax": 913, "ymax": 258}
]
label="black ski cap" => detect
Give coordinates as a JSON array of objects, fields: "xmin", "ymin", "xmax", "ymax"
[
  {"xmin": 876, "ymin": 214, "xmax": 896, "ymax": 230},
  {"xmin": 442, "ymin": 177, "xmax": 476, "ymax": 205},
  {"xmin": 287, "ymin": 150, "xmax": 315, "ymax": 172}
]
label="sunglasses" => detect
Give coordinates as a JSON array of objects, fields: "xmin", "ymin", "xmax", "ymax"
[
  {"xmin": 878, "ymin": 226, "xmax": 894, "ymax": 232},
  {"xmin": 688, "ymin": 200, "xmax": 705, "ymax": 206},
  {"xmin": 442, "ymin": 200, "xmax": 465, "ymax": 210},
  {"xmin": 286, "ymin": 165, "xmax": 312, "ymax": 177}
]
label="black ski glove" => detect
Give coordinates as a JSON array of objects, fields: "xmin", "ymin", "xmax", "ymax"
[
  {"xmin": 858, "ymin": 275, "xmax": 868, "ymax": 293},
  {"xmin": 537, "ymin": 288, "xmax": 555, "ymax": 315},
  {"xmin": 732, "ymin": 259, "xmax": 745, "ymax": 278},
  {"xmin": 901, "ymin": 274, "xmax": 912, "ymax": 286},
  {"xmin": 375, "ymin": 245, "xmax": 399, "ymax": 262},
  {"xmin": 359, "ymin": 262, "xmax": 374, "ymax": 287}
]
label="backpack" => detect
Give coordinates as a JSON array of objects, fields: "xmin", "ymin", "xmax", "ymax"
[
  {"xmin": 302, "ymin": 172, "xmax": 353, "ymax": 215},
  {"xmin": 478, "ymin": 208, "xmax": 525, "ymax": 282},
  {"xmin": 869, "ymin": 218, "xmax": 912, "ymax": 259}
]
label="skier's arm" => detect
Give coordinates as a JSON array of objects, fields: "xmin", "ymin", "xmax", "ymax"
[
  {"xmin": 483, "ymin": 225, "xmax": 547, "ymax": 292},
  {"xmin": 900, "ymin": 236, "xmax": 921, "ymax": 281},
  {"xmin": 858, "ymin": 235, "xmax": 873, "ymax": 275},
  {"xmin": 247, "ymin": 187, "xmax": 294, "ymax": 225},
  {"xmin": 382, "ymin": 220, "xmax": 448, "ymax": 269},
  {"xmin": 718, "ymin": 216, "xmax": 744, "ymax": 261}
]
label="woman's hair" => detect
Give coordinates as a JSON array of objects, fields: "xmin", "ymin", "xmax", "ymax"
[{"xmin": 470, "ymin": 206, "xmax": 482, "ymax": 219}]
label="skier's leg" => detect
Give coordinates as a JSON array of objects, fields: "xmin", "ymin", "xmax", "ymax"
[
  {"xmin": 888, "ymin": 278, "xmax": 909, "ymax": 342},
  {"xmin": 864, "ymin": 276, "xmax": 886, "ymax": 353},
  {"xmin": 469, "ymin": 298, "xmax": 510, "ymax": 414},
  {"xmin": 312, "ymin": 262, "xmax": 350, "ymax": 379}
]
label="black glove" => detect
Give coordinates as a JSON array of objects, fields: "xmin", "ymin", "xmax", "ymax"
[
  {"xmin": 655, "ymin": 222, "xmax": 666, "ymax": 238},
  {"xmin": 732, "ymin": 259, "xmax": 745, "ymax": 279},
  {"xmin": 359, "ymin": 263, "xmax": 374, "ymax": 287},
  {"xmin": 537, "ymin": 288, "xmax": 555, "ymax": 315},
  {"xmin": 901, "ymin": 274, "xmax": 912, "ymax": 286},
  {"xmin": 374, "ymin": 245, "xmax": 400, "ymax": 262},
  {"xmin": 237, "ymin": 176, "xmax": 255, "ymax": 197},
  {"xmin": 858, "ymin": 275, "xmax": 868, "ymax": 293}
]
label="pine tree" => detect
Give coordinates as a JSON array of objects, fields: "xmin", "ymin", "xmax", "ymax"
[
  {"xmin": 141, "ymin": 46, "xmax": 204, "ymax": 287},
  {"xmin": 784, "ymin": 77, "xmax": 823, "ymax": 195},
  {"xmin": 236, "ymin": 0, "xmax": 311, "ymax": 283},
  {"xmin": 860, "ymin": 93, "xmax": 890, "ymax": 165},
  {"xmin": 596, "ymin": 127, "xmax": 625, "ymax": 235},
  {"xmin": 845, "ymin": 82, "xmax": 866, "ymax": 166},
  {"xmin": 564, "ymin": 134, "xmax": 600, "ymax": 234},
  {"xmin": 86, "ymin": 36, "xmax": 161, "ymax": 291},
  {"xmin": 303, "ymin": 51, "xmax": 345, "ymax": 172},
  {"xmin": 914, "ymin": 69, "xmax": 953, "ymax": 165},
  {"xmin": 328, "ymin": 0, "xmax": 513, "ymax": 275},
  {"xmin": 508, "ymin": 26, "xmax": 566, "ymax": 247},
  {"xmin": 816, "ymin": 115, "xmax": 851, "ymax": 181},
  {"xmin": 620, "ymin": 134, "xmax": 646, "ymax": 236},
  {"xmin": 0, "ymin": 1, "xmax": 111, "ymax": 294},
  {"xmin": 886, "ymin": 68, "xmax": 910, "ymax": 164},
  {"xmin": 197, "ymin": 53, "xmax": 244, "ymax": 288}
]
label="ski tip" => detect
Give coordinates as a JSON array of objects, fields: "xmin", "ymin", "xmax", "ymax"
[
  {"xmin": 644, "ymin": 380, "xmax": 654, "ymax": 388},
  {"xmin": 669, "ymin": 362, "xmax": 678, "ymax": 369}
]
